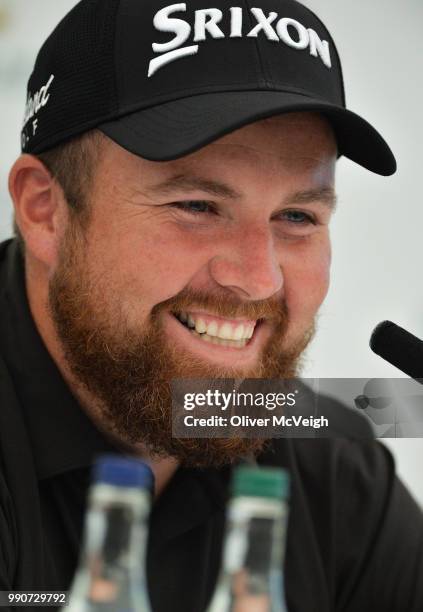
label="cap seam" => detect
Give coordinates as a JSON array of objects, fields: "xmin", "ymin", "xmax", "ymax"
[
  {"xmin": 244, "ymin": 0, "xmax": 274, "ymax": 90},
  {"xmin": 114, "ymin": 0, "xmax": 125, "ymax": 116}
]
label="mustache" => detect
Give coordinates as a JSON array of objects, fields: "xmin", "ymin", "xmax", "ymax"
[{"xmin": 152, "ymin": 286, "xmax": 288, "ymax": 324}]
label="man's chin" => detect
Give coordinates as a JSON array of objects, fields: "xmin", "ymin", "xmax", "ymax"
[
  {"xmin": 96, "ymin": 378, "xmax": 264, "ymax": 468},
  {"xmin": 125, "ymin": 431, "xmax": 269, "ymax": 469}
]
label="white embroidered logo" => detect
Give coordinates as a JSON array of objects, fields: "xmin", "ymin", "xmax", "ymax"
[
  {"xmin": 148, "ymin": 4, "xmax": 332, "ymax": 77},
  {"xmin": 22, "ymin": 74, "xmax": 55, "ymax": 145}
]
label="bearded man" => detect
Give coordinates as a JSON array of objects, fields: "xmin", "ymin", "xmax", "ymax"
[{"xmin": 0, "ymin": 0, "xmax": 422, "ymax": 610}]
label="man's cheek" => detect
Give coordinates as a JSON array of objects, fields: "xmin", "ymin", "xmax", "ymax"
[
  {"xmin": 300, "ymin": 246, "xmax": 332, "ymax": 305},
  {"xmin": 284, "ymin": 263, "xmax": 330, "ymax": 329},
  {"xmin": 307, "ymin": 268, "xmax": 331, "ymax": 311},
  {"xmin": 311, "ymin": 260, "xmax": 331, "ymax": 304}
]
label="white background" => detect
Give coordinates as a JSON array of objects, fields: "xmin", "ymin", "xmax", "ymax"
[{"xmin": 0, "ymin": 0, "xmax": 422, "ymax": 505}]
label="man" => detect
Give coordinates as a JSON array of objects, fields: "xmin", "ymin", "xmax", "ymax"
[{"xmin": 0, "ymin": 0, "xmax": 422, "ymax": 610}]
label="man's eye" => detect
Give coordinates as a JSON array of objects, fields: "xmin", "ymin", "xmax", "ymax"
[
  {"xmin": 170, "ymin": 201, "xmax": 216, "ymax": 215},
  {"xmin": 279, "ymin": 210, "xmax": 316, "ymax": 225}
]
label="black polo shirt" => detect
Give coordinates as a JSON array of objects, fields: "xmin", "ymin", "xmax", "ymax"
[{"xmin": 0, "ymin": 237, "xmax": 422, "ymax": 612}]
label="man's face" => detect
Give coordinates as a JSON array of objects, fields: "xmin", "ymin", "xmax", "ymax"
[{"xmin": 49, "ymin": 112, "xmax": 337, "ymax": 466}]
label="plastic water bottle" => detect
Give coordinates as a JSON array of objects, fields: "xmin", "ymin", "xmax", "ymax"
[
  {"xmin": 65, "ymin": 455, "xmax": 154, "ymax": 612},
  {"xmin": 207, "ymin": 466, "xmax": 290, "ymax": 612}
]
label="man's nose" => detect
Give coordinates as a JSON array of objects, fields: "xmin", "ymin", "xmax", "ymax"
[{"xmin": 208, "ymin": 224, "xmax": 284, "ymax": 301}]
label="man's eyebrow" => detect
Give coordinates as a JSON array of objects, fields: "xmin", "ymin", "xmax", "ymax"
[
  {"xmin": 286, "ymin": 187, "xmax": 338, "ymax": 211},
  {"xmin": 147, "ymin": 174, "xmax": 241, "ymax": 199}
]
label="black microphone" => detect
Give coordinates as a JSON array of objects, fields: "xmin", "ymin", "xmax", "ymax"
[{"xmin": 370, "ymin": 321, "xmax": 423, "ymax": 382}]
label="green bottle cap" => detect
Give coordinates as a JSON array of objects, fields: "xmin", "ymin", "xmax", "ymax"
[{"xmin": 232, "ymin": 466, "xmax": 290, "ymax": 500}]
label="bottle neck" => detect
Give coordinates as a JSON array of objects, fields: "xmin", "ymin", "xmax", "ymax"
[
  {"xmin": 223, "ymin": 496, "xmax": 288, "ymax": 582},
  {"xmin": 84, "ymin": 484, "xmax": 150, "ymax": 573}
]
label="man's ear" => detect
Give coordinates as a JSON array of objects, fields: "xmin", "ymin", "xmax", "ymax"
[{"xmin": 8, "ymin": 154, "xmax": 65, "ymax": 268}]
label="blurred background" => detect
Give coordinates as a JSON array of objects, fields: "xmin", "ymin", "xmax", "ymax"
[{"xmin": 0, "ymin": 0, "xmax": 422, "ymax": 505}]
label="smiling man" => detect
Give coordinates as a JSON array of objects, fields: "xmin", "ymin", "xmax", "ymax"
[{"xmin": 0, "ymin": 0, "xmax": 422, "ymax": 611}]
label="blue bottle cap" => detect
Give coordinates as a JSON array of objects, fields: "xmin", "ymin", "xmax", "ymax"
[{"xmin": 93, "ymin": 454, "xmax": 155, "ymax": 493}]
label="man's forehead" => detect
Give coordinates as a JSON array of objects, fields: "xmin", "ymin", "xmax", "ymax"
[{"xmin": 141, "ymin": 114, "xmax": 337, "ymax": 210}]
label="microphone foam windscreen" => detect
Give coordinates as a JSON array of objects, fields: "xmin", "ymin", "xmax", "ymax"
[{"xmin": 370, "ymin": 321, "xmax": 423, "ymax": 379}]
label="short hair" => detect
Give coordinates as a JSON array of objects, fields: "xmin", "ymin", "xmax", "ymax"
[{"xmin": 14, "ymin": 129, "xmax": 105, "ymax": 250}]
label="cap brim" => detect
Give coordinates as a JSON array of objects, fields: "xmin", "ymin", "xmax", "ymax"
[{"xmin": 99, "ymin": 91, "xmax": 396, "ymax": 176}]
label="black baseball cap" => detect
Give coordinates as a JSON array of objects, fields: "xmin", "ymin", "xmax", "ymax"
[{"xmin": 21, "ymin": 0, "xmax": 396, "ymax": 176}]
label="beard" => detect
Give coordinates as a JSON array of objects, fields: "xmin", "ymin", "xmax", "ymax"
[{"xmin": 48, "ymin": 221, "xmax": 316, "ymax": 468}]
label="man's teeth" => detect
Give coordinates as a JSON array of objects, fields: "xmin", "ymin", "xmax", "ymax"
[
  {"xmin": 189, "ymin": 331, "xmax": 248, "ymax": 348},
  {"xmin": 176, "ymin": 312, "xmax": 256, "ymax": 342}
]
